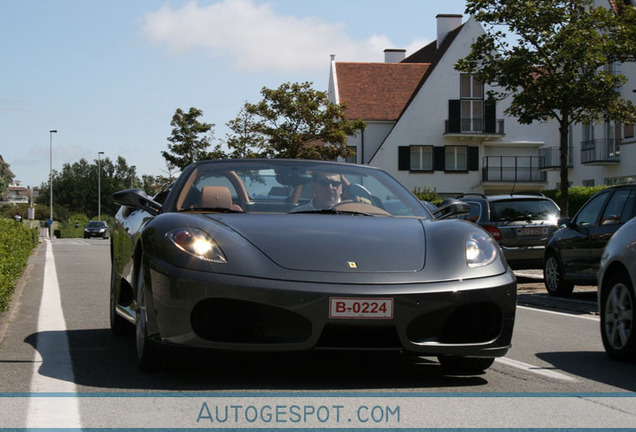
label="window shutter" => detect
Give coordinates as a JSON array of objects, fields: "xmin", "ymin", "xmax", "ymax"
[
  {"xmin": 398, "ymin": 146, "xmax": 410, "ymax": 170},
  {"xmin": 468, "ymin": 146, "xmax": 479, "ymax": 171},
  {"xmin": 433, "ymin": 147, "xmax": 445, "ymax": 171},
  {"xmin": 448, "ymin": 100, "xmax": 461, "ymax": 133},
  {"xmin": 484, "ymin": 101, "xmax": 496, "ymax": 133}
]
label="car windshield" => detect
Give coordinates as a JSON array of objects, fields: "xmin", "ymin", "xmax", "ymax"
[
  {"xmin": 87, "ymin": 221, "xmax": 107, "ymax": 227},
  {"xmin": 168, "ymin": 159, "xmax": 431, "ymax": 218},
  {"xmin": 489, "ymin": 199, "xmax": 560, "ymax": 222}
]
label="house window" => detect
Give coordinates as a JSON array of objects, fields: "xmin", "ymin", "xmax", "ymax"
[
  {"xmin": 583, "ymin": 179, "xmax": 595, "ymax": 187},
  {"xmin": 583, "ymin": 123, "xmax": 594, "ymax": 142},
  {"xmin": 345, "ymin": 146, "xmax": 357, "ymax": 164},
  {"xmin": 460, "ymin": 74, "xmax": 484, "ymax": 132},
  {"xmin": 625, "ymin": 123, "xmax": 634, "ymax": 139},
  {"xmin": 445, "ymin": 146, "xmax": 468, "ymax": 171},
  {"xmin": 604, "ymin": 61, "xmax": 620, "ymax": 76},
  {"xmin": 410, "ymin": 146, "xmax": 433, "ymax": 171}
]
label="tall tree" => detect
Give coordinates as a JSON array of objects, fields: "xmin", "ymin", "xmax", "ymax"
[
  {"xmin": 456, "ymin": 0, "xmax": 636, "ymax": 216},
  {"xmin": 230, "ymin": 82, "xmax": 365, "ymax": 160},
  {"xmin": 162, "ymin": 107, "xmax": 216, "ymax": 169},
  {"xmin": 0, "ymin": 157, "xmax": 14, "ymax": 198}
]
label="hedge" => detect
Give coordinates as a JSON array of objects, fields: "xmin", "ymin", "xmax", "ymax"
[
  {"xmin": 54, "ymin": 228, "xmax": 83, "ymax": 239},
  {"xmin": 543, "ymin": 186, "xmax": 608, "ymax": 218},
  {"xmin": 0, "ymin": 219, "xmax": 39, "ymax": 313}
]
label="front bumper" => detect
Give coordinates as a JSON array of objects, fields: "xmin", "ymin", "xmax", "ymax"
[
  {"xmin": 143, "ymin": 258, "xmax": 517, "ymax": 358},
  {"xmin": 85, "ymin": 230, "xmax": 107, "ymax": 237}
]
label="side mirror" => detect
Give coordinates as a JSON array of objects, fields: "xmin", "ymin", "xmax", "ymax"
[
  {"xmin": 557, "ymin": 217, "xmax": 571, "ymax": 228},
  {"xmin": 433, "ymin": 198, "xmax": 471, "ymax": 220},
  {"xmin": 113, "ymin": 188, "xmax": 162, "ymax": 216}
]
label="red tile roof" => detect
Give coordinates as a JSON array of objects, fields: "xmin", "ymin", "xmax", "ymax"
[{"xmin": 335, "ymin": 62, "xmax": 430, "ymax": 121}]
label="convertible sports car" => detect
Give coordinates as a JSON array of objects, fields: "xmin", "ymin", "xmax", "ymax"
[{"xmin": 110, "ymin": 159, "xmax": 516, "ymax": 372}]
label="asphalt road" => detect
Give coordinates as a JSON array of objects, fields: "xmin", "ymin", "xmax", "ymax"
[{"xmin": 0, "ymin": 238, "xmax": 634, "ymax": 429}]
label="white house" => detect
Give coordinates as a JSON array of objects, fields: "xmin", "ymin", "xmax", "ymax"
[{"xmin": 329, "ymin": 3, "xmax": 636, "ymax": 197}]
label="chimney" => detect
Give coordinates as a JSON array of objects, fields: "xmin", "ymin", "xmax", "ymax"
[
  {"xmin": 384, "ymin": 48, "xmax": 406, "ymax": 63},
  {"xmin": 436, "ymin": 14, "xmax": 463, "ymax": 49}
]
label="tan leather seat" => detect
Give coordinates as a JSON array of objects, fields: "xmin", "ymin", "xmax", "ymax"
[{"xmin": 201, "ymin": 186, "xmax": 243, "ymax": 212}]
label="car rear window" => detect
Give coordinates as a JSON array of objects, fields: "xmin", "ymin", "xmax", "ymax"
[{"xmin": 489, "ymin": 199, "xmax": 559, "ymax": 222}]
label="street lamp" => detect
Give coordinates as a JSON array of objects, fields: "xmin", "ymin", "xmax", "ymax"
[
  {"xmin": 98, "ymin": 151, "xmax": 104, "ymax": 220},
  {"xmin": 49, "ymin": 130, "xmax": 58, "ymax": 224},
  {"xmin": 131, "ymin": 165, "xmax": 136, "ymax": 188}
]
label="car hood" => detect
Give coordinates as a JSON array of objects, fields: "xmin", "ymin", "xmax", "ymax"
[{"xmin": 213, "ymin": 214, "xmax": 425, "ymax": 273}]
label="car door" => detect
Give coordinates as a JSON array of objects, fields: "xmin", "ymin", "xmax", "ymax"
[
  {"xmin": 588, "ymin": 188, "xmax": 636, "ymax": 273},
  {"xmin": 560, "ymin": 190, "xmax": 611, "ymax": 277}
]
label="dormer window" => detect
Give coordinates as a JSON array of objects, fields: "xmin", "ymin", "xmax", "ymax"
[{"xmin": 460, "ymin": 74, "xmax": 484, "ymax": 132}]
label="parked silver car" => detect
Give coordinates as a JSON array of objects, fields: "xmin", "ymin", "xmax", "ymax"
[
  {"xmin": 598, "ymin": 216, "xmax": 636, "ymax": 362},
  {"xmin": 456, "ymin": 193, "xmax": 561, "ymax": 269}
]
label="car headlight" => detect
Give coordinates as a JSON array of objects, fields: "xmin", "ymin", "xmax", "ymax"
[
  {"xmin": 166, "ymin": 228, "xmax": 227, "ymax": 263},
  {"xmin": 466, "ymin": 233, "xmax": 498, "ymax": 268}
]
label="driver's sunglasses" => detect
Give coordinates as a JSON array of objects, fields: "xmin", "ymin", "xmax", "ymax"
[{"xmin": 317, "ymin": 179, "xmax": 342, "ymax": 188}]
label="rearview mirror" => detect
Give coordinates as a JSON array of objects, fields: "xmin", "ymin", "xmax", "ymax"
[
  {"xmin": 113, "ymin": 188, "xmax": 162, "ymax": 216},
  {"xmin": 433, "ymin": 198, "xmax": 471, "ymax": 220}
]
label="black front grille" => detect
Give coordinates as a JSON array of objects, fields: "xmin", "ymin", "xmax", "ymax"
[
  {"xmin": 407, "ymin": 303, "xmax": 502, "ymax": 344},
  {"xmin": 191, "ymin": 298, "xmax": 312, "ymax": 344}
]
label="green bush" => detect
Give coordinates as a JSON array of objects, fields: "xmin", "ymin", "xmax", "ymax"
[
  {"xmin": 0, "ymin": 218, "xmax": 39, "ymax": 313},
  {"xmin": 413, "ymin": 186, "xmax": 443, "ymax": 206},
  {"xmin": 543, "ymin": 186, "xmax": 607, "ymax": 217}
]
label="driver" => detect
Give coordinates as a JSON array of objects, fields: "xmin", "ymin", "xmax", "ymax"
[{"xmin": 294, "ymin": 172, "xmax": 343, "ymax": 212}]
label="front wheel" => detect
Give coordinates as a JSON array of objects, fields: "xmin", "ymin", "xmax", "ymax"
[
  {"xmin": 437, "ymin": 356, "xmax": 495, "ymax": 374},
  {"xmin": 544, "ymin": 253, "xmax": 574, "ymax": 297},
  {"xmin": 600, "ymin": 272, "xmax": 636, "ymax": 362}
]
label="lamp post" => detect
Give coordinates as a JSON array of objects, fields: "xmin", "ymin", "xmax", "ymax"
[
  {"xmin": 98, "ymin": 151, "xmax": 104, "ymax": 220},
  {"xmin": 131, "ymin": 165, "xmax": 136, "ymax": 188},
  {"xmin": 49, "ymin": 130, "xmax": 58, "ymax": 224}
]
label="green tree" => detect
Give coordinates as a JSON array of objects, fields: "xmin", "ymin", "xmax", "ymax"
[
  {"xmin": 232, "ymin": 81, "xmax": 365, "ymax": 160},
  {"xmin": 37, "ymin": 155, "xmax": 140, "ymax": 220},
  {"xmin": 0, "ymin": 158, "xmax": 14, "ymax": 198},
  {"xmin": 225, "ymin": 105, "xmax": 264, "ymax": 158},
  {"xmin": 162, "ymin": 107, "xmax": 216, "ymax": 169},
  {"xmin": 456, "ymin": 0, "xmax": 636, "ymax": 216}
]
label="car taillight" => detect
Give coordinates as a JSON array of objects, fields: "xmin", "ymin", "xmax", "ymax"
[{"xmin": 483, "ymin": 225, "xmax": 502, "ymax": 242}]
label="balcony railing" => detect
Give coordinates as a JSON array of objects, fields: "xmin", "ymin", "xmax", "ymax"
[
  {"xmin": 445, "ymin": 118, "xmax": 505, "ymax": 135},
  {"xmin": 581, "ymin": 139, "xmax": 620, "ymax": 164},
  {"xmin": 539, "ymin": 146, "xmax": 573, "ymax": 169},
  {"xmin": 482, "ymin": 156, "xmax": 546, "ymax": 183}
]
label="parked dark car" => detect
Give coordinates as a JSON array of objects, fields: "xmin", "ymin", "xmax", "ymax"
[
  {"xmin": 455, "ymin": 193, "xmax": 561, "ymax": 269},
  {"xmin": 84, "ymin": 220, "xmax": 109, "ymax": 239},
  {"xmin": 110, "ymin": 159, "xmax": 516, "ymax": 372},
  {"xmin": 598, "ymin": 216, "xmax": 636, "ymax": 362},
  {"xmin": 544, "ymin": 185, "xmax": 636, "ymax": 296}
]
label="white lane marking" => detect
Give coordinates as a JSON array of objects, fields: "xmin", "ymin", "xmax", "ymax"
[
  {"xmin": 518, "ymin": 304, "xmax": 600, "ymax": 321},
  {"xmin": 26, "ymin": 239, "xmax": 81, "ymax": 428},
  {"xmin": 495, "ymin": 357, "xmax": 578, "ymax": 381}
]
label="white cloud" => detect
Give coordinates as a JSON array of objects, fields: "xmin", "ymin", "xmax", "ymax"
[{"xmin": 141, "ymin": 0, "xmax": 415, "ymax": 73}]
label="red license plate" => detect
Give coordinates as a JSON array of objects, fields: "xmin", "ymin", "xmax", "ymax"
[{"xmin": 329, "ymin": 297, "xmax": 394, "ymax": 319}]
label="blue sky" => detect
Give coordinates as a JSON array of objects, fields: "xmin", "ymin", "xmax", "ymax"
[{"xmin": 1, "ymin": 0, "xmax": 468, "ymax": 188}]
